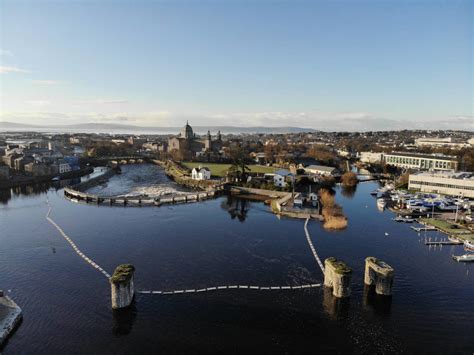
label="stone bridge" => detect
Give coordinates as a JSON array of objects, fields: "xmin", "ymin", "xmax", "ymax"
[{"xmin": 90, "ymin": 156, "xmax": 148, "ymax": 165}]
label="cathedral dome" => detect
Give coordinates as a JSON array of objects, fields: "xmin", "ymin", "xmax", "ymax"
[{"xmin": 180, "ymin": 121, "xmax": 194, "ymax": 139}]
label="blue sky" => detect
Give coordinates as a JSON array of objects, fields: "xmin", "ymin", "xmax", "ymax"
[{"xmin": 0, "ymin": 0, "xmax": 472, "ymax": 130}]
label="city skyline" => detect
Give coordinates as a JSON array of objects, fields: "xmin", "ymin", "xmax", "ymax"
[{"xmin": 1, "ymin": 0, "xmax": 473, "ymax": 131}]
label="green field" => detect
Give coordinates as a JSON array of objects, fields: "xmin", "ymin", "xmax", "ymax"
[
  {"xmin": 182, "ymin": 162, "xmax": 276, "ymax": 177},
  {"xmin": 419, "ymin": 218, "xmax": 474, "ymax": 242}
]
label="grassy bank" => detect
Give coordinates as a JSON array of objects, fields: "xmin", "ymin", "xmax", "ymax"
[
  {"xmin": 182, "ymin": 162, "xmax": 276, "ymax": 177},
  {"xmin": 419, "ymin": 218, "xmax": 474, "ymax": 242}
]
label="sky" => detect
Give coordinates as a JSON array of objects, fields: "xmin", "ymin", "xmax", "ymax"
[{"xmin": 0, "ymin": 0, "xmax": 473, "ymax": 131}]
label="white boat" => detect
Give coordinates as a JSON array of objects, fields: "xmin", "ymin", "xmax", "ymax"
[
  {"xmin": 452, "ymin": 254, "xmax": 474, "ymax": 262},
  {"xmin": 464, "ymin": 240, "xmax": 474, "ymax": 252},
  {"xmin": 52, "ymin": 176, "xmax": 60, "ymax": 181},
  {"xmin": 393, "ymin": 216, "xmax": 414, "ymax": 223},
  {"xmin": 377, "ymin": 198, "xmax": 387, "ymax": 209}
]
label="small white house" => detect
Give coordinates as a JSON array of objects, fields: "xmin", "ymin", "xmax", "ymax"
[
  {"xmin": 191, "ymin": 166, "xmax": 211, "ymax": 180},
  {"xmin": 273, "ymin": 169, "xmax": 293, "ymax": 188}
]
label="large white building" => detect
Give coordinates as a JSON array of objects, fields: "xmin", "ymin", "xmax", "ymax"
[
  {"xmin": 408, "ymin": 172, "xmax": 474, "ymax": 198},
  {"xmin": 383, "ymin": 152, "xmax": 458, "ymax": 172},
  {"xmin": 359, "ymin": 152, "xmax": 383, "ymax": 164},
  {"xmin": 414, "ymin": 137, "xmax": 472, "ymax": 149}
]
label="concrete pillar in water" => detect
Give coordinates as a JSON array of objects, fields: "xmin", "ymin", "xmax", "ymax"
[
  {"xmin": 110, "ymin": 264, "xmax": 135, "ymax": 309},
  {"xmin": 324, "ymin": 257, "xmax": 352, "ymax": 298},
  {"xmin": 364, "ymin": 257, "xmax": 394, "ymax": 296}
]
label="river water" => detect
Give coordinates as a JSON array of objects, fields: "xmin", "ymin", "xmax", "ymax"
[{"xmin": 1, "ymin": 165, "xmax": 473, "ymax": 353}]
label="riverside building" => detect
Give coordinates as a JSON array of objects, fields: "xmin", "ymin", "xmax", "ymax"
[
  {"xmin": 383, "ymin": 152, "xmax": 458, "ymax": 172},
  {"xmin": 408, "ymin": 172, "xmax": 474, "ymax": 198}
]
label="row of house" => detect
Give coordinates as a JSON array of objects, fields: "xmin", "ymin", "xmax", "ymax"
[{"xmin": 1, "ymin": 142, "xmax": 80, "ymax": 178}]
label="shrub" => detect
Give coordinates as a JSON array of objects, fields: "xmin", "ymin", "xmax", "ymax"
[
  {"xmin": 320, "ymin": 188, "xmax": 347, "ymax": 230},
  {"xmin": 341, "ymin": 171, "xmax": 358, "ymax": 187}
]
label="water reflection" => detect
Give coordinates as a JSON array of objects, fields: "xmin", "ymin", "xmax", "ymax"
[
  {"xmin": 323, "ymin": 287, "xmax": 350, "ymax": 320},
  {"xmin": 362, "ymin": 285, "xmax": 392, "ymax": 317},
  {"xmin": 112, "ymin": 302, "xmax": 137, "ymax": 337},
  {"xmin": 0, "ymin": 172, "xmax": 90, "ymax": 204},
  {"xmin": 220, "ymin": 196, "xmax": 249, "ymax": 222},
  {"xmin": 340, "ymin": 184, "xmax": 357, "ymax": 198}
]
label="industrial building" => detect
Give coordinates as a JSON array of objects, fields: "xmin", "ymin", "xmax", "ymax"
[
  {"xmin": 383, "ymin": 152, "xmax": 458, "ymax": 172},
  {"xmin": 408, "ymin": 172, "xmax": 474, "ymax": 198}
]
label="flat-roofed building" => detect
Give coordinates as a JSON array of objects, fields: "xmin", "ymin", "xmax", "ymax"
[
  {"xmin": 408, "ymin": 172, "xmax": 474, "ymax": 198},
  {"xmin": 415, "ymin": 137, "xmax": 471, "ymax": 149},
  {"xmin": 383, "ymin": 152, "xmax": 458, "ymax": 171},
  {"xmin": 359, "ymin": 152, "xmax": 383, "ymax": 164},
  {"xmin": 304, "ymin": 165, "xmax": 337, "ymax": 176}
]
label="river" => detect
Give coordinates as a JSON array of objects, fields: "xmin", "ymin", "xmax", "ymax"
[{"xmin": 1, "ymin": 165, "xmax": 473, "ymax": 353}]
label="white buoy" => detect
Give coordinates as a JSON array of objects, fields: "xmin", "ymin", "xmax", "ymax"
[{"xmin": 384, "ymin": 232, "xmax": 389, "ymax": 236}]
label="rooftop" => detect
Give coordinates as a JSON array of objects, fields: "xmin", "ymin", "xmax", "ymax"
[
  {"xmin": 386, "ymin": 151, "xmax": 458, "ymax": 160},
  {"xmin": 411, "ymin": 171, "xmax": 474, "ymax": 180},
  {"xmin": 305, "ymin": 165, "xmax": 337, "ymax": 172}
]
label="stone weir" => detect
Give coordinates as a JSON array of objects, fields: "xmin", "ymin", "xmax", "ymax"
[
  {"xmin": 0, "ymin": 291, "xmax": 22, "ymax": 347},
  {"xmin": 63, "ymin": 167, "xmax": 226, "ymax": 207}
]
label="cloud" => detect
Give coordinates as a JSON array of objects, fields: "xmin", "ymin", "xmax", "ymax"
[
  {"xmin": 0, "ymin": 49, "xmax": 13, "ymax": 56},
  {"xmin": 0, "ymin": 66, "xmax": 29, "ymax": 74},
  {"xmin": 32, "ymin": 80, "xmax": 61, "ymax": 85},
  {"xmin": 78, "ymin": 99, "xmax": 129, "ymax": 104},
  {"xmin": 1, "ymin": 111, "xmax": 472, "ymax": 131},
  {"xmin": 25, "ymin": 100, "xmax": 51, "ymax": 106}
]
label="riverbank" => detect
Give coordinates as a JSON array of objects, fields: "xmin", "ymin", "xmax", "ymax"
[
  {"xmin": 152, "ymin": 159, "xmax": 221, "ymax": 190},
  {"xmin": 418, "ymin": 218, "xmax": 474, "ymax": 243},
  {"xmin": 0, "ymin": 293, "xmax": 22, "ymax": 348},
  {"xmin": 0, "ymin": 166, "xmax": 94, "ymax": 190}
]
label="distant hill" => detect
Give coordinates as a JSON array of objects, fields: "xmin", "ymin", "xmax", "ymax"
[
  {"xmin": 0, "ymin": 121, "xmax": 317, "ymax": 134},
  {"xmin": 0, "ymin": 121, "xmax": 42, "ymax": 129}
]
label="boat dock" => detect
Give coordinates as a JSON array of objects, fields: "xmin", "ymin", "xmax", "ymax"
[
  {"xmin": 424, "ymin": 240, "xmax": 463, "ymax": 246},
  {"xmin": 411, "ymin": 226, "xmax": 437, "ymax": 232}
]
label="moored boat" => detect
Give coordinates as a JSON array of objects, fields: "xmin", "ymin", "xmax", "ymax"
[
  {"xmin": 464, "ymin": 240, "xmax": 474, "ymax": 252},
  {"xmin": 377, "ymin": 198, "xmax": 387, "ymax": 209},
  {"xmin": 452, "ymin": 254, "xmax": 474, "ymax": 262}
]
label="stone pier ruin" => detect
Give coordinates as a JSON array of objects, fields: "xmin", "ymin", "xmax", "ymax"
[
  {"xmin": 110, "ymin": 264, "xmax": 135, "ymax": 309},
  {"xmin": 323, "ymin": 257, "xmax": 352, "ymax": 298},
  {"xmin": 364, "ymin": 257, "xmax": 394, "ymax": 296}
]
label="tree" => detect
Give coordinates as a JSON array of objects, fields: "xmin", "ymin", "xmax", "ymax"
[
  {"xmin": 307, "ymin": 145, "xmax": 338, "ymax": 166},
  {"xmin": 227, "ymin": 145, "xmax": 251, "ymax": 182},
  {"xmin": 341, "ymin": 171, "xmax": 358, "ymax": 187}
]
